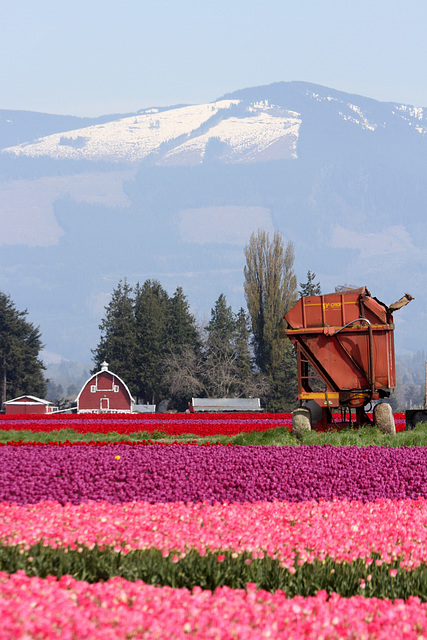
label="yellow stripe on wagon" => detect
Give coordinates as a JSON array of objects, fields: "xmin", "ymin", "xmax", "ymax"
[
  {"xmin": 300, "ymin": 392, "xmax": 339, "ymax": 405},
  {"xmin": 300, "ymin": 393, "xmax": 339, "ymax": 399}
]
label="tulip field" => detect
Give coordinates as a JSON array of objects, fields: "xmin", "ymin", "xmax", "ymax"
[{"xmin": 0, "ymin": 412, "xmax": 426, "ymax": 638}]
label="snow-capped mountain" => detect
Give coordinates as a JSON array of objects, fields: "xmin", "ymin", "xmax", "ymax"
[
  {"xmin": 3, "ymin": 99, "xmax": 301, "ymax": 164},
  {"xmin": 2, "ymin": 81, "xmax": 426, "ymax": 167},
  {"xmin": 0, "ymin": 81, "xmax": 425, "ymax": 363}
]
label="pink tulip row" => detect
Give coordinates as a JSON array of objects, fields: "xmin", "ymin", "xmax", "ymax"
[
  {"xmin": 0, "ymin": 571, "xmax": 425, "ymax": 640},
  {"xmin": 2, "ymin": 498, "xmax": 426, "ymax": 570}
]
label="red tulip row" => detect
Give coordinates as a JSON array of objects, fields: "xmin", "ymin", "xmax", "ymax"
[
  {"xmin": 0, "ymin": 412, "xmax": 406, "ymax": 435},
  {"xmin": 0, "ymin": 412, "xmax": 284, "ymax": 421},
  {"xmin": 0, "ymin": 440, "xmax": 228, "ymax": 447}
]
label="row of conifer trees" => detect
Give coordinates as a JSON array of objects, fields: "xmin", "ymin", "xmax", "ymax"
[{"xmin": 91, "ymin": 231, "xmax": 321, "ymax": 411}]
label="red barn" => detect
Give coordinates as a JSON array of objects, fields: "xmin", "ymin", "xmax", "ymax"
[
  {"xmin": 5, "ymin": 395, "xmax": 56, "ymax": 415},
  {"xmin": 77, "ymin": 361, "xmax": 134, "ymax": 413}
]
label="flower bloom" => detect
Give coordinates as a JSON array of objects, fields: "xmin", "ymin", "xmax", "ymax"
[
  {"xmin": 0, "ymin": 444, "xmax": 425, "ymax": 505},
  {"xmin": 0, "ymin": 411, "xmax": 407, "ymax": 435},
  {"xmin": 0, "ymin": 572, "xmax": 424, "ymax": 639},
  {"xmin": 0, "ymin": 498, "xmax": 426, "ymax": 570},
  {"xmin": 0, "ymin": 413, "xmax": 295, "ymax": 436}
]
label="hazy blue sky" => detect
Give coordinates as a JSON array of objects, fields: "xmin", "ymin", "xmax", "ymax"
[{"xmin": 1, "ymin": 0, "xmax": 426, "ymax": 116}]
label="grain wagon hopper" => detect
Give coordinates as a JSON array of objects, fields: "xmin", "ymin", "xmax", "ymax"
[{"xmin": 284, "ymin": 286, "xmax": 413, "ymax": 434}]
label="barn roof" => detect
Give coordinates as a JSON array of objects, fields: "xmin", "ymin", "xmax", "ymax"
[
  {"xmin": 76, "ymin": 362, "xmax": 135, "ymax": 403},
  {"xmin": 5, "ymin": 395, "xmax": 53, "ymax": 405}
]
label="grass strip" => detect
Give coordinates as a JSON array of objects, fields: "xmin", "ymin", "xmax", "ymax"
[
  {"xmin": 0, "ymin": 429, "xmax": 172, "ymax": 443},
  {"xmin": 0, "ymin": 423, "xmax": 426, "ymax": 446},
  {"xmin": 1, "ymin": 544, "xmax": 426, "ymax": 601}
]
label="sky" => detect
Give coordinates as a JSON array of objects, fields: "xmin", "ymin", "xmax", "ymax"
[{"xmin": 1, "ymin": 0, "xmax": 427, "ymax": 117}]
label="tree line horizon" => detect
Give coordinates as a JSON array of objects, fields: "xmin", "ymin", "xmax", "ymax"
[
  {"xmin": 91, "ymin": 230, "xmax": 320, "ymax": 412},
  {"xmin": 0, "ymin": 230, "xmax": 322, "ymax": 412}
]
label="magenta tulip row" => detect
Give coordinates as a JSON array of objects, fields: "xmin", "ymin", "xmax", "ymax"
[
  {"xmin": 1, "ymin": 443, "xmax": 426, "ymax": 504},
  {"xmin": 1, "ymin": 499, "xmax": 426, "ymax": 570},
  {"xmin": 0, "ymin": 571, "xmax": 425, "ymax": 640}
]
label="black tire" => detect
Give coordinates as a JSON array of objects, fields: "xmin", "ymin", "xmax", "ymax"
[{"xmin": 406, "ymin": 410, "xmax": 427, "ymax": 430}]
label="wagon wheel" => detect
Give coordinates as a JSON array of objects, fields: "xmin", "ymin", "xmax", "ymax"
[
  {"xmin": 373, "ymin": 403, "xmax": 396, "ymax": 435},
  {"xmin": 292, "ymin": 407, "xmax": 312, "ymax": 438}
]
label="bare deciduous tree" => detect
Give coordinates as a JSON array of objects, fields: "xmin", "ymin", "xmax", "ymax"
[{"xmin": 162, "ymin": 309, "xmax": 271, "ymax": 405}]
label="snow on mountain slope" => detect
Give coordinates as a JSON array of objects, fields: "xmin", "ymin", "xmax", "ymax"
[
  {"xmin": 393, "ymin": 104, "xmax": 426, "ymax": 133},
  {"xmin": 2, "ymin": 100, "xmax": 239, "ymax": 163},
  {"xmin": 160, "ymin": 110, "xmax": 301, "ymax": 165},
  {"xmin": 307, "ymin": 89, "xmax": 427, "ymax": 133},
  {"xmin": 2, "ymin": 100, "xmax": 301, "ymax": 165},
  {"xmin": 3, "ymin": 84, "xmax": 426, "ymax": 168}
]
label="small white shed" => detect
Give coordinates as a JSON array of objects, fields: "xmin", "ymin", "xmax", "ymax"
[{"xmin": 191, "ymin": 398, "xmax": 261, "ymax": 412}]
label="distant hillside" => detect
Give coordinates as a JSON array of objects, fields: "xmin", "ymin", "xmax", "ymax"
[
  {"xmin": 3, "ymin": 82, "xmax": 426, "ymax": 166},
  {"xmin": 0, "ymin": 81, "xmax": 423, "ymax": 362},
  {"xmin": 0, "ymin": 109, "xmax": 136, "ymax": 150},
  {"xmin": 44, "ymin": 360, "xmax": 90, "ymax": 402}
]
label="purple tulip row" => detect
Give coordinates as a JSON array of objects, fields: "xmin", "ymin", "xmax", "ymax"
[{"xmin": 1, "ymin": 444, "xmax": 426, "ymax": 505}]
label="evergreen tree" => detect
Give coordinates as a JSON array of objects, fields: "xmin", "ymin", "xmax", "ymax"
[
  {"xmin": 266, "ymin": 340, "xmax": 298, "ymax": 412},
  {"xmin": 91, "ymin": 279, "xmax": 137, "ymax": 392},
  {"xmin": 299, "ymin": 270, "xmax": 321, "ymax": 297},
  {"xmin": 92, "ymin": 279, "xmax": 201, "ymax": 408},
  {"xmin": 204, "ymin": 295, "xmax": 269, "ymax": 399},
  {"xmin": 204, "ymin": 294, "xmax": 237, "ymax": 397},
  {"xmin": 162, "ymin": 295, "xmax": 268, "ymax": 404},
  {"xmin": 167, "ymin": 286, "xmax": 199, "ymax": 351},
  {"xmin": 232, "ymin": 307, "xmax": 270, "ymax": 400},
  {"xmin": 134, "ymin": 280, "xmax": 170, "ymax": 404},
  {"xmin": 0, "ymin": 291, "xmax": 46, "ymax": 408},
  {"xmin": 233, "ymin": 308, "xmax": 253, "ymax": 384},
  {"xmin": 207, "ymin": 294, "xmax": 235, "ymax": 347},
  {"xmin": 163, "ymin": 286, "xmax": 201, "ymax": 410}
]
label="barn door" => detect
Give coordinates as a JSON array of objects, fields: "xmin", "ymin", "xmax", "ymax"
[{"xmin": 100, "ymin": 397, "xmax": 109, "ymax": 411}]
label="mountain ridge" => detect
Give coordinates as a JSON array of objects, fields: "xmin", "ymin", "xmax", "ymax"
[
  {"xmin": 0, "ymin": 81, "xmax": 423, "ymax": 362},
  {"xmin": 2, "ymin": 82, "xmax": 425, "ymax": 167}
]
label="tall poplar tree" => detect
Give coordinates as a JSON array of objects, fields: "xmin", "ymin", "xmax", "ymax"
[
  {"xmin": 243, "ymin": 230, "xmax": 298, "ymax": 410},
  {"xmin": 244, "ymin": 230, "xmax": 297, "ymax": 375},
  {"xmin": 0, "ymin": 291, "xmax": 46, "ymax": 408}
]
